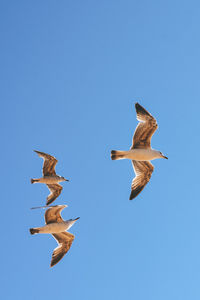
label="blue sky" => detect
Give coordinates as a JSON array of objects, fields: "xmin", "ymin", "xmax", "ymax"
[{"xmin": 1, "ymin": 1, "xmax": 200, "ymax": 299}]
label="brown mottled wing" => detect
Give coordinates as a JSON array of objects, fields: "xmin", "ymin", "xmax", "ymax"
[
  {"xmin": 131, "ymin": 103, "xmax": 158, "ymax": 149},
  {"xmin": 34, "ymin": 150, "xmax": 58, "ymax": 176},
  {"xmin": 45, "ymin": 205, "xmax": 67, "ymax": 224},
  {"xmin": 46, "ymin": 184, "xmax": 63, "ymax": 205},
  {"xmin": 51, "ymin": 232, "xmax": 75, "ymax": 267},
  {"xmin": 129, "ymin": 160, "xmax": 154, "ymax": 200}
]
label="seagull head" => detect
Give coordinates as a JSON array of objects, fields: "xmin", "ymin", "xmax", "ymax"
[
  {"xmin": 60, "ymin": 176, "xmax": 69, "ymax": 182},
  {"xmin": 158, "ymin": 151, "xmax": 168, "ymax": 159}
]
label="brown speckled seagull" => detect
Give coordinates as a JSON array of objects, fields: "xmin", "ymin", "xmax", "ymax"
[
  {"xmin": 111, "ymin": 103, "xmax": 168, "ymax": 200},
  {"xmin": 31, "ymin": 150, "xmax": 69, "ymax": 205},
  {"xmin": 30, "ymin": 205, "xmax": 79, "ymax": 267}
]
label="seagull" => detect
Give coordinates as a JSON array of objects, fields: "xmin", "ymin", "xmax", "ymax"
[
  {"xmin": 30, "ymin": 205, "xmax": 79, "ymax": 267},
  {"xmin": 31, "ymin": 150, "xmax": 69, "ymax": 205},
  {"xmin": 111, "ymin": 103, "xmax": 168, "ymax": 200}
]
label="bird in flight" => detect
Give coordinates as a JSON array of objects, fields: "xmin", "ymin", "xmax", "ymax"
[
  {"xmin": 111, "ymin": 103, "xmax": 168, "ymax": 200},
  {"xmin": 31, "ymin": 150, "xmax": 69, "ymax": 205},
  {"xmin": 30, "ymin": 205, "xmax": 79, "ymax": 267}
]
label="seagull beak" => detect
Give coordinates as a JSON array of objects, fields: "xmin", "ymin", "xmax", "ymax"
[{"xmin": 162, "ymin": 155, "xmax": 168, "ymax": 159}]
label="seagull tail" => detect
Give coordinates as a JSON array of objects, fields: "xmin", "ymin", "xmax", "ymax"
[
  {"xmin": 111, "ymin": 150, "xmax": 126, "ymax": 160},
  {"xmin": 30, "ymin": 178, "xmax": 39, "ymax": 184},
  {"xmin": 29, "ymin": 228, "xmax": 40, "ymax": 235}
]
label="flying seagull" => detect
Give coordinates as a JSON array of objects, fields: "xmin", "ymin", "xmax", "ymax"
[
  {"xmin": 31, "ymin": 150, "xmax": 69, "ymax": 205},
  {"xmin": 111, "ymin": 103, "xmax": 168, "ymax": 200},
  {"xmin": 30, "ymin": 205, "xmax": 79, "ymax": 267}
]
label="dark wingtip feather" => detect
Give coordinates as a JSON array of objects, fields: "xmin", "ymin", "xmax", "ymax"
[
  {"xmin": 46, "ymin": 198, "xmax": 55, "ymax": 206},
  {"xmin": 50, "ymin": 252, "xmax": 65, "ymax": 268},
  {"xmin": 135, "ymin": 103, "xmax": 152, "ymax": 118},
  {"xmin": 33, "ymin": 150, "xmax": 40, "ymax": 154},
  {"xmin": 135, "ymin": 102, "xmax": 141, "ymax": 110},
  {"xmin": 129, "ymin": 186, "xmax": 145, "ymax": 200}
]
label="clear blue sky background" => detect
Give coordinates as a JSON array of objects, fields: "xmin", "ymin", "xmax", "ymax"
[{"xmin": 1, "ymin": 1, "xmax": 200, "ymax": 299}]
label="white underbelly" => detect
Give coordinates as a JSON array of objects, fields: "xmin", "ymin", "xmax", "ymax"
[
  {"xmin": 126, "ymin": 149, "xmax": 157, "ymax": 161},
  {"xmin": 38, "ymin": 176, "xmax": 61, "ymax": 184},
  {"xmin": 38, "ymin": 222, "xmax": 68, "ymax": 234}
]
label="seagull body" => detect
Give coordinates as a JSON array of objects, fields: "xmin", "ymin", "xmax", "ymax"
[
  {"xmin": 30, "ymin": 220, "xmax": 77, "ymax": 234},
  {"xmin": 31, "ymin": 150, "xmax": 69, "ymax": 205},
  {"xmin": 112, "ymin": 148, "xmax": 163, "ymax": 161},
  {"xmin": 32, "ymin": 176, "xmax": 65, "ymax": 184},
  {"xmin": 30, "ymin": 205, "xmax": 79, "ymax": 267},
  {"xmin": 111, "ymin": 103, "xmax": 168, "ymax": 200}
]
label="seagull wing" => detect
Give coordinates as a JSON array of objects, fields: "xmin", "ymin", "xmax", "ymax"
[
  {"xmin": 46, "ymin": 184, "xmax": 63, "ymax": 205},
  {"xmin": 51, "ymin": 232, "xmax": 75, "ymax": 267},
  {"xmin": 131, "ymin": 103, "xmax": 158, "ymax": 149},
  {"xmin": 34, "ymin": 150, "xmax": 58, "ymax": 176},
  {"xmin": 45, "ymin": 205, "xmax": 67, "ymax": 224},
  {"xmin": 129, "ymin": 160, "xmax": 154, "ymax": 200}
]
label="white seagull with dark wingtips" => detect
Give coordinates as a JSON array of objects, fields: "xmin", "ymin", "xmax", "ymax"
[
  {"xmin": 30, "ymin": 205, "xmax": 79, "ymax": 267},
  {"xmin": 111, "ymin": 103, "xmax": 168, "ymax": 200},
  {"xmin": 31, "ymin": 150, "xmax": 69, "ymax": 205}
]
